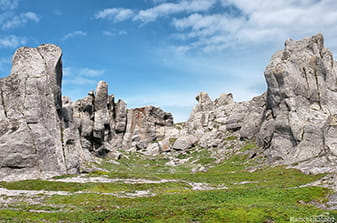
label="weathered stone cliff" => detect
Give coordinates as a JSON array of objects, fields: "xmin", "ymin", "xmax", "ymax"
[{"xmin": 0, "ymin": 45, "xmax": 67, "ymax": 181}]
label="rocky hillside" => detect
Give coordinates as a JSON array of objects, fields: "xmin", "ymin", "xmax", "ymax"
[{"xmin": 1, "ymin": 33, "xmax": 337, "ymax": 181}]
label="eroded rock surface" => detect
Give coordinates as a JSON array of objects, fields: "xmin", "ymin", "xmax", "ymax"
[
  {"xmin": 255, "ymin": 34, "xmax": 337, "ymax": 172},
  {"xmin": 0, "ymin": 44, "xmax": 67, "ymax": 180}
]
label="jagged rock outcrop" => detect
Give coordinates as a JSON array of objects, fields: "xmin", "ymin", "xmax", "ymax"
[
  {"xmin": 0, "ymin": 44, "xmax": 175, "ymax": 181},
  {"xmin": 184, "ymin": 92, "xmax": 254, "ymax": 150},
  {"xmin": 183, "ymin": 34, "xmax": 337, "ymax": 174},
  {"xmin": 65, "ymin": 85, "xmax": 174, "ymax": 157},
  {"xmin": 122, "ymin": 106, "xmax": 173, "ymax": 151},
  {"xmin": 174, "ymin": 34, "xmax": 337, "ymax": 175},
  {"xmin": 0, "ymin": 44, "xmax": 68, "ymax": 180},
  {"xmin": 254, "ymin": 34, "xmax": 337, "ymax": 171}
]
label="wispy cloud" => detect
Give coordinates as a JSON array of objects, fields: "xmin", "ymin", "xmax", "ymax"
[
  {"xmin": 134, "ymin": 0, "xmax": 216, "ymax": 22},
  {"xmin": 61, "ymin": 30, "xmax": 87, "ymax": 41},
  {"xmin": 94, "ymin": 0, "xmax": 216, "ymax": 23},
  {"xmin": 63, "ymin": 67, "xmax": 105, "ymax": 86},
  {"xmin": 94, "ymin": 8, "xmax": 134, "ymax": 22},
  {"xmin": 94, "ymin": 0, "xmax": 337, "ymax": 53},
  {"xmin": 0, "ymin": 0, "xmax": 18, "ymax": 10},
  {"xmin": 79, "ymin": 68, "xmax": 105, "ymax": 77},
  {"xmin": 103, "ymin": 30, "xmax": 127, "ymax": 37},
  {"xmin": 63, "ymin": 77, "xmax": 98, "ymax": 86},
  {"xmin": 170, "ymin": 0, "xmax": 337, "ymax": 52},
  {"xmin": 0, "ymin": 12, "xmax": 40, "ymax": 30},
  {"xmin": 0, "ymin": 35, "xmax": 26, "ymax": 48}
]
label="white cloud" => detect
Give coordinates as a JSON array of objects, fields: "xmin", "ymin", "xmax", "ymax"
[
  {"xmin": 220, "ymin": 0, "xmax": 319, "ymax": 14},
  {"xmin": 63, "ymin": 77, "xmax": 98, "ymax": 86},
  {"xmin": 168, "ymin": 0, "xmax": 337, "ymax": 52},
  {"xmin": 0, "ymin": 35, "xmax": 26, "ymax": 48},
  {"xmin": 79, "ymin": 68, "xmax": 105, "ymax": 77},
  {"xmin": 95, "ymin": 0, "xmax": 216, "ymax": 23},
  {"xmin": 173, "ymin": 13, "xmax": 243, "ymax": 38},
  {"xmin": 134, "ymin": 0, "xmax": 217, "ymax": 22},
  {"xmin": 95, "ymin": 8, "xmax": 134, "ymax": 22},
  {"xmin": 93, "ymin": 0, "xmax": 337, "ymax": 52},
  {"xmin": 61, "ymin": 30, "xmax": 87, "ymax": 41},
  {"xmin": 103, "ymin": 30, "xmax": 127, "ymax": 37},
  {"xmin": 0, "ymin": 12, "xmax": 40, "ymax": 30},
  {"xmin": 0, "ymin": 0, "xmax": 18, "ymax": 10},
  {"xmin": 63, "ymin": 67, "xmax": 106, "ymax": 86}
]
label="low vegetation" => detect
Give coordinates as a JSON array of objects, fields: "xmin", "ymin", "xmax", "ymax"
[{"xmin": 0, "ymin": 139, "xmax": 336, "ymax": 222}]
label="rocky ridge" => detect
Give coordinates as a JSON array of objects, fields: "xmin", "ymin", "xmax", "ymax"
[{"xmin": 1, "ymin": 33, "xmax": 337, "ymax": 181}]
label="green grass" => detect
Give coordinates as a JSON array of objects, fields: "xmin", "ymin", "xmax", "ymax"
[
  {"xmin": 0, "ymin": 180, "xmax": 190, "ymax": 194},
  {"xmin": 225, "ymin": 136, "xmax": 238, "ymax": 141},
  {"xmin": 240, "ymin": 143, "xmax": 257, "ymax": 152},
  {"xmin": 0, "ymin": 186, "xmax": 334, "ymax": 223},
  {"xmin": 169, "ymin": 138, "xmax": 177, "ymax": 145},
  {"xmin": 0, "ymin": 142, "xmax": 335, "ymax": 222}
]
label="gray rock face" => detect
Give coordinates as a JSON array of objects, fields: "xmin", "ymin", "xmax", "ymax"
[
  {"xmin": 256, "ymin": 34, "xmax": 337, "ymax": 167},
  {"xmin": 187, "ymin": 91, "xmax": 252, "ymax": 135},
  {"xmin": 64, "ymin": 82, "xmax": 174, "ymax": 157},
  {"xmin": 240, "ymin": 94, "xmax": 266, "ymax": 140},
  {"xmin": 0, "ymin": 45, "xmax": 67, "ymax": 180},
  {"xmin": 122, "ymin": 106, "xmax": 174, "ymax": 151},
  {"xmin": 184, "ymin": 91, "xmax": 252, "ymax": 150},
  {"xmin": 173, "ymin": 135, "xmax": 198, "ymax": 151}
]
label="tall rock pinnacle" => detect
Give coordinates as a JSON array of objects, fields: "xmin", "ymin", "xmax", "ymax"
[{"xmin": 0, "ymin": 44, "xmax": 66, "ymax": 180}]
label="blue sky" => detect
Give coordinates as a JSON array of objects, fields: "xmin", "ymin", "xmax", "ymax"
[{"xmin": 1, "ymin": 0, "xmax": 337, "ymax": 122}]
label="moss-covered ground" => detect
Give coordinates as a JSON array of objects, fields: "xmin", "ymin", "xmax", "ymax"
[{"xmin": 0, "ymin": 140, "xmax": 336, "ymax": 222}]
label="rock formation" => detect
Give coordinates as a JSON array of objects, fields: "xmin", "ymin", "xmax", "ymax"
[
  {"xmin": 0, "ymin": 45, "xmax": 67, "ymax": 181},
  {"xmin": 64, "ymin": 86, "xmax": 174, "ymax": 158},
  {"xmin": 183, "ymin": 34, "xmax": 337, "ymax": 174},
  {"xmin": 184, "ymin": 91, "xmax": 264, "ymax": 149},
  {"xmin": 1, "ymin": 33, "xmax": 337, "ymax": 181},
  {"xmin": 255, "ymin": 34, "xmax": 337, "ymax": 173},
  {"xmin": 0, "ymin": 44, "xmax": 174, "ymax": 181}
]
